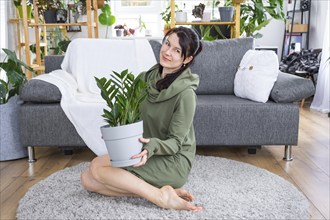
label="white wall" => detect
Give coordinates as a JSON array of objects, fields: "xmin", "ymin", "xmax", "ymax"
[{"xmin": 255, "ymin": 0, "xmax": 329, "ymax": 60}]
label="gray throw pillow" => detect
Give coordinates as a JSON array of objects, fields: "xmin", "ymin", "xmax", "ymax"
[{"xmin": 270, "ymin": 71, "xmax": 315, "ymax": 103}]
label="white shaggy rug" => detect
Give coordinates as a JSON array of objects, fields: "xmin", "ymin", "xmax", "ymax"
[{"xmin": 17, "ymin": 155, "xmax": 309, "ymax": 219}]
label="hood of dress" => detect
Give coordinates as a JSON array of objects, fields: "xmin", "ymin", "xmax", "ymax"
[{"xmin": 146, "ymin": 65, "xmax": 199, "ymax": 103}]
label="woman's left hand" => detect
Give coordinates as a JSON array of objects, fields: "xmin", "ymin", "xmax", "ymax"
[{"xmin": 131, "ymin": 149, "xmax": 148, "ymax": 167}]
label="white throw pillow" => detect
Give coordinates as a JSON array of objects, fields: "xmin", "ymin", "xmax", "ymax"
[{"xmin": 234, "ymin": 49, "xmax": 279, "ymax": 103}]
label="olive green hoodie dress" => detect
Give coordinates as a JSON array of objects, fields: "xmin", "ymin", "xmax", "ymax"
[{"xmin": 125, "ymin": 65, "xmax": 200, "ymax": 188}]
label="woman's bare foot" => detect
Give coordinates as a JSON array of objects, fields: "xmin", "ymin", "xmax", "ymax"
[
  {"xmin": 175, "ymin": 188, "xmax": 194, "ymax": 202},
  {"xmin": 157, "ymin": 185, "xmax": 203, "ymax": 212}
]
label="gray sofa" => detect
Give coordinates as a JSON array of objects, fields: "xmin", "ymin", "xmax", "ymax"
[{"xmin": 20, "ymin": 38, "xmax": 315, "ymax": 162}]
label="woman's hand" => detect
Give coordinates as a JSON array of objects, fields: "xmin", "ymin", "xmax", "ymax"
[{"xmin": 131, "ymin": 137, "xmax": 150, "ymax": 167}]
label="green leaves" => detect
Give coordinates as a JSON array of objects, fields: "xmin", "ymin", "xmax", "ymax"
[
  {"xmin": 98, "ymin": 4, "xmax": 116, "ymax": 26},
  {"xmin": 240, "ymin": 0, "xmax": 285, "ymax": 38},
  {"xmin": 0, "ymin": 48, "xmax": 34, "ymax": 104},
  {"xmin": 95, "ymin": 69, "xmax": 147, "ymax": 127}
]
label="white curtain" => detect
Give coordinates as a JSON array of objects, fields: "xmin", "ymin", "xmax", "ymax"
[{"xmin": 310, "ymin": 7, "xmax": 330, "ymax": 113}]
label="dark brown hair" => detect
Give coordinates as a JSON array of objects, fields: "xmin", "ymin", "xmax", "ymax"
[{"xmin": 156, "ymin": 27, "xmax": 202, "ymax": 91}]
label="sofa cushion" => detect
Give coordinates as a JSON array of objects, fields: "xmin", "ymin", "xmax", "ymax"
[
  {"xmin": 20, "ymin": 79, "xmax": 62, "ymax": 103},
  {"xmin": 191, "ymin": 38, "xmax": 254, "ymax": 95},
  {"xmin": 270, "ymin": 72, "xmax": 315, "ymax": 103},
  {"xmin": 194, "ymin": 95, "xmax": 299, "ymax": 146},
  {"xmin": 234, "ymin": 49, "xmax": 279, "ymax": 103}
]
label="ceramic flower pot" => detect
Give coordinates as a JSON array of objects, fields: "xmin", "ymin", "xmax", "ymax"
[
  {"xmin": 175, "ymin": 11, "xmax": 187, "ymax": 22},
  {"xmin": 0, "ymin": 96, "xmax": 27, "ymax": 161},
  {"xmin": 44, "ymin": 10, "xmax": 57, "ymax": 23},
  {"xmin": 100, "ymin": 121, "xmax": 143, "ymax": 167},
  {"xmin": 218, "ymin": 6, "xmax": 235, "ymax": 22}
]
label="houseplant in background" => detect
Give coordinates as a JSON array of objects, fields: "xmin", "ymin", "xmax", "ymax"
[
  {"xmin": 95, "ymin": 69, "xmax": 147, "ymax": 167},
  {"xmin": 36, "ymin": 0, "xmax": 65, "ymax": 23},
  {"xmin": 239, "ymin": 0, "xmax": 285, "ymax": 38},
  {"xmin": 160, "ymin": 4, "xmax": 178, "ymax": 35},
  {"xmin": 0, "ymin": 48, "xmax": 35, "ymax": 161},
  {"xmin": 98, "ymin": 3, "xmax": 116, "ymax": 38}
]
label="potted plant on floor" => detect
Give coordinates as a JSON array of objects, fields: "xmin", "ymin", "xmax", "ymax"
[
  {"xmin": 95, "ymin": 69, "xmax": 147, "ymax": 167},
  {"xmin": 0, "ymin": 48, "xmax": 35, "ymax": 161}
]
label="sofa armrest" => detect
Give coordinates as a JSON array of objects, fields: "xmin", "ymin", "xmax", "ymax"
[
  {"xmin": 44, "ymin": 55, "xmax": 64, "ymax": 73},
  {"xmin": 270, "ymin": 71, "xmax": 315, "ymax": 103}
]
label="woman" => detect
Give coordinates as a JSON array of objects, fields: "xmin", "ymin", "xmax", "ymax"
[{"xmin": 81, "ymin": 27, "xmax": 203, "ymax": 211}]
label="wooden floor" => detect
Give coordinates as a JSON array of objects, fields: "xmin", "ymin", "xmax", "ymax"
[{"xmin": 1, "ymin": 103, "xmax": 329, "ymax": 220}]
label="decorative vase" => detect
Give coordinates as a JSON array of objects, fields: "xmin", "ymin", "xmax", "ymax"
[
  {"xmin": 175, "ymin": 11, "xmax": 187, "ymax": 22},
  {"xmin": 202, "ymin": 12, "xmax": 211, "ymax": 21},
  {"xmin": 100, "ymin": 121, "xmax": 143, "ymax": 167},
  {"xmin": 218, "ymin": 6, "xmax": 235, "ymax": 22},
  {"xmin": 0, "ymin": 96, "xmax": 27, "ymax": 161}
]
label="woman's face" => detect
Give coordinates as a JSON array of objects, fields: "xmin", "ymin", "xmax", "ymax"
[{"xmin": 159, "ymin": 33, "xmax": 192, "ymax": 74}]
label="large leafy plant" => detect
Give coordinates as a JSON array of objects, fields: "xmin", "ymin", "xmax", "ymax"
[
  {"xmin": 0, "ymin": 49, "xmax": 34, "ymax": 104},
  {"xmin": 95, "ymin": 69, "xmax": 147, "ymax": 127},
  {"xmin": 239, "ymin": 0, "xmax": 285, "ymax": 38}
]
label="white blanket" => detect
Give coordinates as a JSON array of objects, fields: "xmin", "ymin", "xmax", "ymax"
[{"xmin": 34, "ymin": 38, "xmax": 157, "ymax": 155}]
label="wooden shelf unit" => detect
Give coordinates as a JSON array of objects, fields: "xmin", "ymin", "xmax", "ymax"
[
  {"xmin": 169, "ymin": 0, "xmax": 242, "ymax": 38},
  {"xmin": 17, "ymin": 0, "xmax": 99, "ymax": 79}
]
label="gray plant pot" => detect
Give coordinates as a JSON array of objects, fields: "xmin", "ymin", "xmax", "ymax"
[
  {"xmin": 0, "ymin": 96, "xmax": 27, "ymax": 161},
  {"xmin": 218, "ymin": 6, "xmax": 235, "ymax": 22},
  {"xmin": 100, "ymin": 121, "xmax": 143, "ymax": 167}
]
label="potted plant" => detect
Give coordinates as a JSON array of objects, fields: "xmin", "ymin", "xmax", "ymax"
[
  {"xmin": 95, "ymin": 69, "xmax": 147, "ymax": 167},
  {"xmin": 160, "ymin": 4, "xmax": 178, "ymax": 35},
  {"xmin": 13, "ymin": 0, "xmax": 33, "ymax": 19},
  {"xmin": 175, "ymin": 10, "xmax": 187, "ymax": 22},
  {"xmin": 215, "ymin": 0, "xmax": 235, "ymax": 22},
  {"xmin": 98, "ymin": 3, "xmax": 116, "ymax": 38},
  {"xmin": 0, "ymin": 48, "xmax": 35, "ymax": 161},
  {"xmin": 114, "ymin": 24, "xmax": 125, "ymax": 37},
  {"xmin": 36, "ymin": 0, "xmax": 63, "ymax": 23},
  {"xmin": 192, "ymin": 3, "xmax": 205, "ymax": 20}
]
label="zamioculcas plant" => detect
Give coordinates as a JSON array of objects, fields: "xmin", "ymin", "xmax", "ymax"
[{"xmin": 95, "ymin": 69, "xmax": 147, "ymax": 127}]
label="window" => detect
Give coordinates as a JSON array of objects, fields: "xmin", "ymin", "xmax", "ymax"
[
  {"xmin": 112, "ymin": 0, "xmax": 163, "ymax": 37},
  {"xmin": 0, "ymin": 0, "xmax": 7, "ymax": 59}
]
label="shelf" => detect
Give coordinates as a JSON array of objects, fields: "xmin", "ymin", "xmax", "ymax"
[
  {"xmin": 12, "ymin": 0, "xmax": 99, "ymax": 79},
  {"xmin": 169, "ymin": 0, "xmax": 242, "ymax": 38},
  {"xmin": 31, "ymin": 64, "xmax": 45, "ymax": 72},
  {"xmin": 28, "ymin": 22, "xmax": 96, "ymax": 27}
]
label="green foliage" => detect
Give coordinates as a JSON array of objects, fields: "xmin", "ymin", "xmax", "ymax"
[
  {"xmin": 95, "ymin": 69, "xmax": 147, "ymax": 127},
  {"xmin": 198, "ymin": 25, "xmax": 227, "ymax": 41},
  {"xmin": 98, "ymin": 4, "xmax": 116, "ymax": 38},
  {"xmin": 160, "ymin": 4, "xmax": 179, "ymax": 26},
  {"xmin": 99, "ymin": 4, "xmax": 116, "ymax": 26},
  {"xmin": 0, "ymin": 48, "xmax": 34, "ymax": 104},
  {"xmin": 13, "ymin": 0, "xmax": 33, "ymax": 7},
  {"xmin": 240, "ymin": 0, "xmax": 285, "ymax": 38}
]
